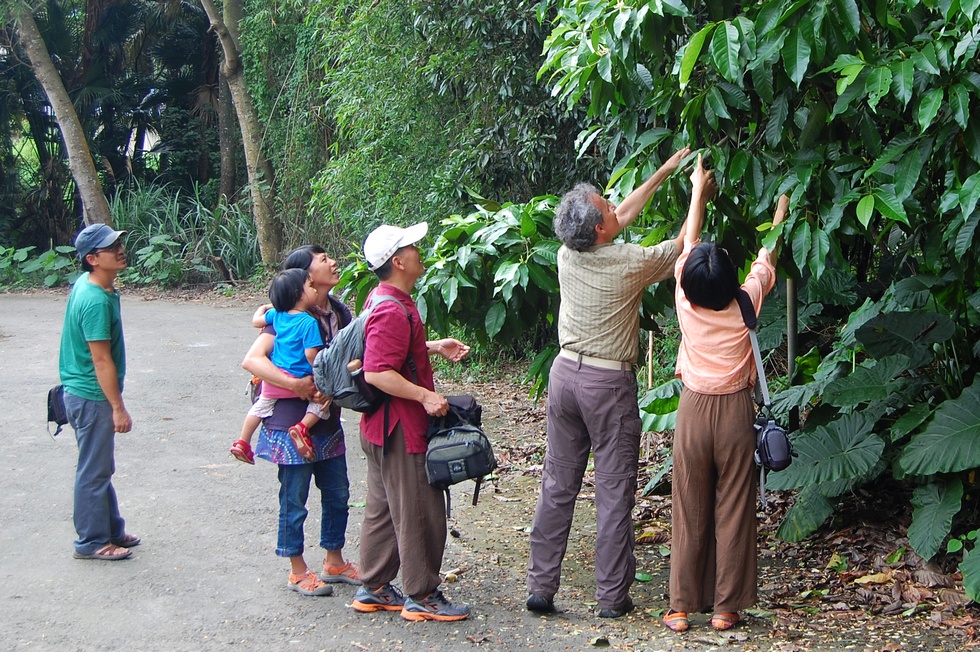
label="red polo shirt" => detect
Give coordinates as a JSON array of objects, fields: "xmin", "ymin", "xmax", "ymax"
[{"xmin": 360, "ymin": 284, "xmax": 434, "ymax": 453}]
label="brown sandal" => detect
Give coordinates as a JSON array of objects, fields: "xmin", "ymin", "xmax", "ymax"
[
  {"xmin": 711, "ymin": 612, "xmax": 740, "ymax": 630},
  {"xmin": 664, "ymin": 609, "xmax": 689, "ymax": 632},
  {"xmin": 73, "ymin": 544, "xmax": 132, "ymax": 561}
]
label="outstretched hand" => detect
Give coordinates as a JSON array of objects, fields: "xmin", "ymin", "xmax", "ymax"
[
  {"xmin": 432, "ymin": 338, "xmax": 471, "ymax": 362},
  {"xmin": 773, "ymin": 194, "xmax": 790, "ymax": 226},
  {"xmin": 660, "ymin": 146, "xmax": 692, "ymax": 177},
  {"xmin": 690, "ymin": 153, "xmax": 717, "ymax": 201}
]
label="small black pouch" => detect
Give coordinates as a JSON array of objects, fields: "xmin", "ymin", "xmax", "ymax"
[{"xmin": 47, "ymin": 384, "xmax": 68, "ymax": 438}]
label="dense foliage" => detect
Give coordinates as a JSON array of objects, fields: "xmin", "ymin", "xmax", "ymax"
[
  {"xmin": 241, "ymin": 0, "xmax": 593, "ymax": 253},
  {"xmin": 4, "ymin": 0, "xmax": 980, "ymax": 600},
  {"xmin": 531, "ymin": 0, "xmax": 980, "ymax": 596}
]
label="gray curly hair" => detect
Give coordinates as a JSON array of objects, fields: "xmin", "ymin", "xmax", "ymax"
[{"xmin": 554, "ymin": 182, "xmax": 603, "ymax": 251}]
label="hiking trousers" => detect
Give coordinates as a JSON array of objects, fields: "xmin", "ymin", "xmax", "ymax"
[
  {"xmin": 670, "ymin": 386, "xmax": 758, "ymax": 614},
  {"xmin": 527, "ymin": 355, "xmax": 640, "ymax": 611},
  {"xmin": 358, "ymin": 423, "xmax": 447, "ymax": 598}
]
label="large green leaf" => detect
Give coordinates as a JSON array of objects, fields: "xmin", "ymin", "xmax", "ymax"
[
  {"xmin": 639, "ymin": 378, "xmax": 682, "ymax": 416},
  {"xmin": 960, "ymin": 171, "xmax": 980, "ymax": 222},
  {"xmin": 900, "ymin": 379, "xmax": 980, "ymax": 475},
  {"xmin": 807, "ymin": 227, "xmax": 831, "ymax": 278},
  {"xmin": 782, "ymin": 28, "xmax": 811, "ymax": 88},
  {"xmin": 823, "ymin": 355, "xmax": 909, "ymax": 407},
  {"xmin": 834, "ymin": 0, "xmax": 860, "ymax": 38},
  {"xmin": 889, "ymin": 403, "xmax": 933, "ymax": 442},
  {"xmin": 950, "ymin": 84, "xmax": 970, "ymax": 130},
  {"xmin": 768, "ymin": 412, "xmax": 882, "ymax": 490},
  {"xmin": 955, "ymin": 212, "xmax": 980, "ymax": 259},
  {"xmin": 865, "ymin": 66, "xmax": 892, "ymax": 111},
  {"xmin": 962, "ymin": 547, "xmax": 980, "ymax": 603},
  {"xmin": 856, "ymin": 310, "xmax": 955, "ymax": 362},
  {"xmin": 873, "ymin": 187, "xmax": 909, "ymax": 226},
  {"xmin": 680, "ymin": 24, "xmax": 715, "ymax": 90},
  {"xmin": 711, "ymin": 21, "xmax": 741, "ymax": 83},
  {"xmin": 890, "ymin": 58, "xmax": 914, "ymax": 107},
  {"xmin": 775, "ymin": 486, "xmax": 835, "ymax": 542},
  {"xmin": 856, "ymin": 194, "xmax": 875, "ymax": 228},
  {"xmin": 485, "ymin": 301, "xmax": 506, "ymax": 338},
  {"xmin": 908, "ymin": 479, "xmax": 963, "ymax": 560},
  {"xmin": 916, "ymin": 87, "xmax": 943, "ymax": 132}
]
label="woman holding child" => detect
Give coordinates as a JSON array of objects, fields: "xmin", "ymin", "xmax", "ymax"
[{"xmin": 239, "ymin": 245, "xmax": 360, "ymax": 597}]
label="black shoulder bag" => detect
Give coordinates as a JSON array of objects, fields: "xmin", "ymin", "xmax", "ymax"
[{"xmin": 735, "ymin": 290, "xmax": 794, "ymax": 507}]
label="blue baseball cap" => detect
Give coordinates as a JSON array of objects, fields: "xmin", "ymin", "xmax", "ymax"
[{"xmin": 75, "ymin": 223, "xmax": 127, "ymax": 259}]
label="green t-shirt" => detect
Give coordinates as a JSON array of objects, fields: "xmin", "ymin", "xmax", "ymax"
[{"xmin": 59, "ymin": 272, "xmax": 126, "ymax": 401}]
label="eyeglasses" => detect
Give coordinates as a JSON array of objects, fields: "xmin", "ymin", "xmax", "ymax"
[{"xmin": 96, "ymin": 241, "xmax": 123, "ymax": 254}]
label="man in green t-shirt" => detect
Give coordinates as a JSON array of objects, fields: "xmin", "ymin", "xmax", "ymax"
[{"xmin": 59, "ymin": 223, "xmax": 139, "ymax": 561}]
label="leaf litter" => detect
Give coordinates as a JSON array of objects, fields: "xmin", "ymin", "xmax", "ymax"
[{"xmin": 437, "ymin": 371, "xmax": 977, "ymax": 650}]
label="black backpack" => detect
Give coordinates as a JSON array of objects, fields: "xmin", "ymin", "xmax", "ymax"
[{"xmin": 425, "ymin": 395, "xmax": 497, "ymax": 517}]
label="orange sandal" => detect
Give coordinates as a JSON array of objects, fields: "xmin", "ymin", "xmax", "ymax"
[
  {"xmin": 287, "ymin": 570, "xmax": 333, "ymax": 596},
  {"xmin": 664, "ymin": 609, "xmax": 689, "ymax": 632},
  {"xmin": 287, "ymin": 422, "xmax": 315, "ymax": 461},
  {"xmin": 711, "ymin": 612, "xmax": 740, "ymax": 630},
  {"xmin": 320, "ymin": 560, "xmax": 361, "ymax": 585},
  {"xmin": 230, "ymin": 439, "xmax": 255, "ymax": 464}
]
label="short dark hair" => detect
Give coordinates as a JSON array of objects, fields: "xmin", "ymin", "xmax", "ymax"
[
  {"xmin": 554, "ymin": 182, "xmax": 603, "ymax": 251},
  {"xmin": 268, "ymin": 268, "xmax": 310, "ymax": 312},
  {"xmin": 681, "ymin": 242, "xmax": 739, "ymax": 311},
  {"xmin": 81, "ymin": 254, "xmax": 94, "ymax": 273},
  {"xmin": 282, "ymin": 244, "xmax": 326, "ymax": 272},
  {"xmin": 373, "ymin": 245, "xmax": 412, "ymax": 281}
]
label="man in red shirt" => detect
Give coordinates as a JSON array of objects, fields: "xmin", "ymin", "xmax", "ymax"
[{"xmin": 351, "ymin": 222, "xmax": 473, "ymax": 621}]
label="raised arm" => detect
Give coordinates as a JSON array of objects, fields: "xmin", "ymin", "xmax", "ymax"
[
  {"xmin": 767, "ymin": 194, "xmax": 790, "ymax": 263},
  {"xmin": 615, "ymin": 147, "xmax": 691, "ymax": 230},
  {"xmin": 678, "ymin": 153, "xmax": 717, "ymax": 249}
]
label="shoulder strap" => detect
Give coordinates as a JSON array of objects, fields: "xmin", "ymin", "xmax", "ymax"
[
  {"xmin": 369, "ymin": 295, "xmax": 417, "ymax": 384},
  {"xmin": 328, "ymin": 295, "xmax": 352, "ymax": 328},
  {"xmin": 736, "ymin": 289, "xmax": 771, "ymax": 409},
  {"xmin": 370, "ymin": 294, "xmax": 418, "ymax": 458}
]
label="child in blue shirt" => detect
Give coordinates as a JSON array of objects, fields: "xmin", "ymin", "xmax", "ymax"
[{"xmin": 231, "ymin": 268, "xmax": 326, "ymax": 463}]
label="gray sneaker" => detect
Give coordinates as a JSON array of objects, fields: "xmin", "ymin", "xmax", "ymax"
[
  {"xmin": 351, "ymin": 583, "xmax": 406, "ymax": 612},
  {"xmin": 401, "ymin": 589, "xmax": 470, "ymax": 621}
]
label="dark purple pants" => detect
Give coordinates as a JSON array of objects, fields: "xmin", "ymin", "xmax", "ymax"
[{"xmin": 527, "ymin": 355, "xmax": 641, "ymax": 611}]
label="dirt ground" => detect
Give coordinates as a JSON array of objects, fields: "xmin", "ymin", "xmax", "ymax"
[{"xmin": 0, "ymin": 290, "xmax": 973, "ymax": 651}]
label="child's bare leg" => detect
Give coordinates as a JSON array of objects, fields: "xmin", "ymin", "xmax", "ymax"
[{"xmin": 239, "ymin": 414, "xmax": 262, "ymax": 445}]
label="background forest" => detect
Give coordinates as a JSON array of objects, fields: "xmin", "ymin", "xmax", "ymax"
[{"xmin": 0, "ymin": 0, "xmax": 978, "ymax": 601}]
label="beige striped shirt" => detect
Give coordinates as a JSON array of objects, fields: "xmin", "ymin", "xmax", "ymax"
[{"xmin": 557, "ymin": 240, "xmax": 679, "ymax": 363}]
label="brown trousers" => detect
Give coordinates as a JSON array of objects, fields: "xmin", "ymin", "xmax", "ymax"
[
  {"xmin": 670, "ymin": 386, "xmax": 758, "ymax": 614},
  {"xmin": 527, "ymin": 355, "xmax": 641, "ymax": 611},
  {"xmin": 358, "ymin": 423, "xmax": 448, "ymax": 598}
]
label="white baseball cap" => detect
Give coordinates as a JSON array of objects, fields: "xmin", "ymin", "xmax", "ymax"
[{"xmin": 363, "ymin": 222, "xmax": 429, "ymax": 270}]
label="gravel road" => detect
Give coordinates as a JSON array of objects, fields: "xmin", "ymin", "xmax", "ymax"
[{"xmin": 0, "ymin": 291, "xmax": 966, "ymax": 652}]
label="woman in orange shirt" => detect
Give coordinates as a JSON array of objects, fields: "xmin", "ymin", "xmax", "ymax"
[{"xmin": 665, "ymin": 157, "xmax": 788, "ymax": 633}]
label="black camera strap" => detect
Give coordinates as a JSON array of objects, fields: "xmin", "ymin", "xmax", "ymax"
[{"xmin": 736, "ymin": 289, "xmax": 775, "ymax": 506}]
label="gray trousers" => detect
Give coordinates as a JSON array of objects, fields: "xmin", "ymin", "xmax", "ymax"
[
  {"xmin": 64, "ymin": 391, "xmax": 126, "ymax": 555},
  {"xmin": 358, "ymin": 423, "xmax": 447, "ymax": 598},
  {"xmin": 527, "ymin": 355, "xmax": 640, "ymax": 610},
  {"xmin": 670, "ymin": 387, "xmax": 758, "ymax": 614}
]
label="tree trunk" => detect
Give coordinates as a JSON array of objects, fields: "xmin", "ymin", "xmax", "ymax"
[
  {"xmin": 199, "ymin": 0, "xmax": 282, "ymax": 266},
  {"xmin": 13, "ymin": 7, "xmax": 112, "ymax": 227},
  {"xmin": 217, "ymin": 73, "xmax": 239, "ymax": 201}
]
